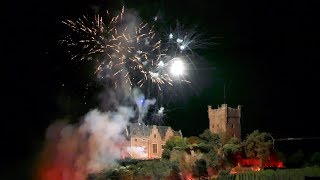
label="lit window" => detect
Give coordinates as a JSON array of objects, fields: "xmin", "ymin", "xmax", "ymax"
[{"xmin": 152, "ymin": 144, "xmax": 157, "ymax": 154}]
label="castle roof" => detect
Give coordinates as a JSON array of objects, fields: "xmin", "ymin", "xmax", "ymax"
[
  {"xmin": 126, "ymin": 123, "xmax": 182, "ymax": 139},
  {"xmin": 157, "ymin": 126, "xmax": 169, "ymax": 139},
  {"xmin": 127, "ymin": 123, "xmax": 151, "ymax": 137}
]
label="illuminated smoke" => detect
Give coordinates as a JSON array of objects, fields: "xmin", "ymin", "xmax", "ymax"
[
  {"xmin": 36, "ymin": 88, "xmax": 157, "ymax": 180},
  {"xmin": 36, "ymin": 107, "xmax": 134, "ymax": 180},
  {"xmin": 133, "ymin": 88, "xmax": 156, "ymax": 123},
  {"xmin": 126, "ymin": 146, "xmax": 148, "ymax": 159}
]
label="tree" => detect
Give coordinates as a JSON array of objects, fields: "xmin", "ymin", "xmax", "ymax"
[
  {"xmin": 275, "ymin": 151, "xmax": 286, "ymax": 164},
  {"xmin": 168, "ymin": 161, "xmax": 181, "ymax": 180},
  {"xmin": 197, "ymin": 129, "xmax": 226, "ymax": 170},
  {"xmin": 287, "ymin": 149, "xmax": 305, "ymax": 168},
  {"xmin": 199, "ymin": 129, "xmax": 221, "ymax": 146},
  {"xmin": 162, "ymin": 136, "xmax": 188, "ymax": 159},
  {"xmin": 135, "ymin": 160, "xmax": 173, "ymax": 179},
  {"xmin": 198, "ymin": 129, "xmax": 221, "ymax": 153},
  {"xmin": 309, "ymin": 152, "xmax": 320, "ymax": 167},
  {"xmin": 222, "ymin": 137, "xmax": 242, "ymax": 156},
  {"xmin": 205, "ymin": 149, "xmax": 222, "ymax": 169},
  {"xmin": 222, "ymin": 137, "xmax": 242, "ymax": 165},
  {"xmin": 243, "ymin": 130, "xmax": 273, "ymax": 167},
  {"xmin": 187, "ymin": 136, "xmax": 202, "ymax": 145},
  {"xmin": 162, "ymin": 148, "xmax": 171, "ymax": 159},
  {"xmin": 169, "ymin": 149, "xmax": 195, "ymax": 174},
  {"xmin": 193, "ymin": 159, "xmax": 208, "ymax": 179}
]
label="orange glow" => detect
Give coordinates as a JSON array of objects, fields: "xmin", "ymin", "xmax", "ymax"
[
  {"xmin": 230, "ymin": 168, "xmax": 237, "ymax": 174},
  {"xmin": 181, "ymin": 171, "xmax": 193, "ymax": 180},
  {"xmin": 34, "ymin": 146, "xmax": 87, "ymax": 180},
  {"xmin": 238, "ymin": 158, "xmax": 261, "ymax": 167},
  {"xmin": 234, "ymin": 151, "xmax": 284, "ymax": 169},
  {"xmin": 236, "ymin": 158, "xmax": 284, "ymax": 169},
  {"xmin": 251, "ymin": 166, "xmax": 261, "ymax": 171},
  {"xmin": 229, "ymin": 151, "xmax": 284, "ymax": 174}
]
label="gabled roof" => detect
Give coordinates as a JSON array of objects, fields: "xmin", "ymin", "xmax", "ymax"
[
  {"xmin": 126, "ymin": 122, "xmax": 183, "ymax": 139},
  {"xmin": 157, "ymin": 126, "xmax": 169, "ymax": 139}
]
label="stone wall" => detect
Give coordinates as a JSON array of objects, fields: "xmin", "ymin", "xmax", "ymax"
[{"xmin": 208, "ymin": 104, "xmax": 241, "ymax": 140}]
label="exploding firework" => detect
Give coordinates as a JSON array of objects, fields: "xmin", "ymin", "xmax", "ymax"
[{"xmin": 60, "ymin": 7, "xmax": 208, "ymax": 92}]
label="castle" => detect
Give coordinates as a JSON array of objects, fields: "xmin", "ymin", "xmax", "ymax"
[
  {"xmin": 121, "ymin": 104, "xmax": 241, "ymax": 159},
  {"xmin": 208, "ymin": 104, "xmax": 242, "ymax": 140},
  {"xmin": 123, "ymin": 123, "xmax": 183, "ymax": 159}
]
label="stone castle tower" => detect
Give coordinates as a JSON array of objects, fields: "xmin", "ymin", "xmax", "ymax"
[{"xmin": 208, "ymin": 104, "xmax": 241, "ymax": 140}]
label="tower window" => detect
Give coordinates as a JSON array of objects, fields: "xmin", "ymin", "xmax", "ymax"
[
  {"xmin": 212, "ymin": 125, "xmax": 214, "ymax": 129},
  {"xmin": 154, "ymin": 134, "xmax": 157, "ymax": 138},
  {"xmin": 217, "ymin": 124, "xmax": 219, "ymax": 128},
  {"xmin": 134, "ymin": 139, "xmax": 137, "ymax": 142},
  {"xmin": 232, "ymin": 124, "xmax": 235, "ymax": 129}
]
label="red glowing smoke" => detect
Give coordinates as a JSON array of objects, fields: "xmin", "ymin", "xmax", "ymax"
[
  {"xmin": 34, "ymin": 108, "xmax": 134, "ymax": 180},
  {"xmin": 34, "ymin": 121, "xmax": 89, "ymax": 180}
]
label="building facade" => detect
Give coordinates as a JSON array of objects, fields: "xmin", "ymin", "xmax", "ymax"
[
  {"xmin": 208, "ymin": 104, "xmax": 241, "ymax": 140},
  {"xmin": 123, "ymin": 123, "xmax": 183, "ymax": 159}
]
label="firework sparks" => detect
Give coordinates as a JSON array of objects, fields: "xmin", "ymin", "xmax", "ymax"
[{"xmin": 61, "ymin": 7, "xmax": 207, "ymax": 92}]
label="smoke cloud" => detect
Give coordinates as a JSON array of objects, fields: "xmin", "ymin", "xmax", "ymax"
[
  {"xmin": 35, "ymin": 9, "xmax": 156, "ymax": 180},
  {"xmin": 126, "ymin": 146, "xmax": 148, "ymax": 159},
  {"xmin": 133, "ymin": 88, "xmax": 156, "ymax": 123},
  {"xmin": 36, "ymin": 107, "xmax": 135, "ymax": 180}
]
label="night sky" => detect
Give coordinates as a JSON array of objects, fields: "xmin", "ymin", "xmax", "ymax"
[{"xmin": 3, "ymin": 0, "xmax": 320, "ymax": 179}]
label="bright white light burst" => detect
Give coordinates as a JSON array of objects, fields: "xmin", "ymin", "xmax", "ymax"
[
  {"xmin": 157, "ymin": 107, "xmax": 164, "ymax": 115},
  {"xmin": 170, "ymin": 58, "xmax": 185, "ymax": 76}
]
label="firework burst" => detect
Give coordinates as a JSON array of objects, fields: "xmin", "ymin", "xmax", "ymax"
[{"xmin": 60, "ymin": 7, "xmax": 208, "ymax": 92}]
